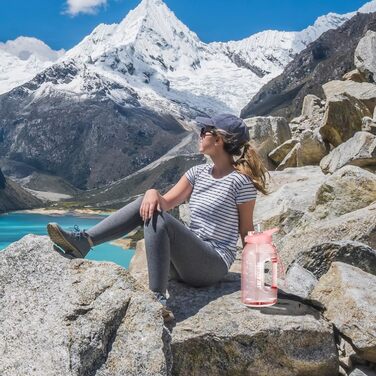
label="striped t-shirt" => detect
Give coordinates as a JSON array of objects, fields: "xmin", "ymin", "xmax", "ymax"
[{"xmin": 184, "ymin": 163, "xmax": 257, "ymax": 270}]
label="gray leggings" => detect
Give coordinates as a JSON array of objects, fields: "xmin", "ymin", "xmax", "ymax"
[{"xmin": 86, "ymin": 196, "xmax": 228, "ymax": 295}]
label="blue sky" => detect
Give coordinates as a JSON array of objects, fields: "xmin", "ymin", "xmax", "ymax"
[{"xmin": 0, "ymin": 0, "xmax": 371, "ymax": 51}]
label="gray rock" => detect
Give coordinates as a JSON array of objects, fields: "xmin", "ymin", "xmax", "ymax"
[
  {"xmin": 350, "ymin": 366, "xmax": 376, "ymax": 376},
  {"xmin": 310, "ymin": 262, "xmax": 376, "ymax": 363},
  {"xmin": 168, "ymin": 273, "xmax": 338, "ymax": 376},
  {"xmin": 253, "ymin": 166, "xmax": 326, "ymax": 238},
  {"xmin": 268, "ymin": 138, "xmax": 299, "ymax": 164},
  {"xmin": 127, "ymin": 236, "xmax": 339, "ymax": 375},
  {"xmin": 342, "ymin": 69, "xmax": 368, "ymax": 83},
  {"xmin": 310, "ymin": 165, "xmax": 376, "ymax": 220},
  {"xmin": 276, "ymin": 129, "xmax": 329, "ymax": 170},
  {"xmin": 301, "ymin": 94, "xmax": 324, "ymax": 119},
  {"xmin": 354, "ymin": 30, "xmax": 376, "ymax": 83},
  {"xmin": 278, "ymin": 201, "xmax": 376, "ymax": 268},
  {"xmin": 319, "ymin": 93, "xmax": 371, "ymax": 147},
  {"xmin": 284, "ymin": 262, "xmax": 318, "ymax": 299},
  {"xmin": 322, "ymin": 80, "xmax": 376, "ymax": 113},
  {"xmin": 276, "ymin": 142, "xmax": 300, "ymax": 170},
  {"xmin": 320, "ymin": 131, "xmax": 376, "ymax": 174},
  {"xmin": 0, "ymin": 235, "xmax": 171, "ymax": 376},
  {"xmin": 362, "ymin": 116, "xmax": 376, "ymax": 135},
  {"xmin": 244, "ymin": 116, "xmax": 291, "ymax": 170},
  {"xmin": 295, "ymin": 240, "xmax": 376, "ymax": 279}
]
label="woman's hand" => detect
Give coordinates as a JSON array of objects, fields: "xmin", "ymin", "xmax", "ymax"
[{"xmin": 140, "ymin": 189, "xmax": 162, "ymax": 221}]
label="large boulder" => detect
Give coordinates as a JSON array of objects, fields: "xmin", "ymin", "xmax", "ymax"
[
  {"xmin": 253, "ymin": 166, "xmax": 326, "ymax": 237},
  {"xmin": 277, "ymin": 201, "xmax": 376, "ymax": 268},
  {"xmin": 319, "ymin": 93, "xmax": 372, "ymax": 147},
  {"xmin": 342, "ymin": 69, "xmax": 368, "ymax": 83},
  {"xmin": 244, "ymin": 116, "xmax": 291, "ymax": 170},
  {"xmin": 275, "ymin": 129, "xmax": 329, "ymax": 170},
  {"xmin": 354, "ymin": 30, "xmax": 376, "ymax": 83},
  {"xmin": 0, "ymin": 235, "xmax": 172, "ymax": 376},
  {"xmin": 320, "ymin": 131, "xmax": 376, "ymax": 174},
  {"xmin": 309, "ymin": 165, "xmax": 376, "ymax": 220},
  {"xmin": 289, "ymin": 95, "xmax": 326, "ymax": 138},
  {"xmin": 268, "ymin": 139, "xmax": 299, "ymax": 165},
  {"xmin": 294, "ymin": 240, "xmax": 376, "ymax": 279},
  {"xmin": 322, "ymin": 80, "xmax": 376, "ymax": 113},
  {"xmin": 114, "ymin": 236, "xmax": 340, "ymax": 375},
  {"xmin": 168, "ymin": 276, "xmax": 338, "ymax": 376},
  {"xmin": 310, "ymin": 262, "xmax": 376, "ymax": 363}
]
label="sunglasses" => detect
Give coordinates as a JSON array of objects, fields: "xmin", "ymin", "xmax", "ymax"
[{"xmin": 200, "ymin": 126, "xmax": 217, "ymax": 138}]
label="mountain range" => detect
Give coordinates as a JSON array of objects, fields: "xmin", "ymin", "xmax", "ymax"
[{"xmin": 0, "ymin": 0, "xmax": 376, "ymax": 194}]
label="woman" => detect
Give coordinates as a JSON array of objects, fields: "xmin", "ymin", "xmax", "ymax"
[{"xmin": 47, "ymin": 113, "xmax": 270, "ymax": 323}]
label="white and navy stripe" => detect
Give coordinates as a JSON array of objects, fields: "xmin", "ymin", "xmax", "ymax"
[{"xmin": 184, "ymin": 163, "xmax": 257, "ymax": 270}]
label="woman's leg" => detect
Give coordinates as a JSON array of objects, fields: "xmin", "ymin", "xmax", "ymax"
[
  {"xmin": 144, "ymin": 210, "xmax": 228, "ymax": 295},
  {"xmin": 86, "ymin": 196, "xmax": 144, "ymax": 245},
  {"xmin": 47, "ymin": 196, "xmax": 145, "ymax": 257}
]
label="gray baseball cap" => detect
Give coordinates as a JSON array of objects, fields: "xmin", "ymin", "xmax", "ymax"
[{"xmin": 195, "ymin": 113, "xmax": 250, "ymax": 147}]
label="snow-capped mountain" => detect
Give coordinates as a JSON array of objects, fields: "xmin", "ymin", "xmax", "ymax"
[
  {"xmin": 2, "ymin": 0, "xmax": 376, "ymax": 115},
  {"xmin": 0, "ymin": 37, "xmax": 65, "ymax": 95},
  {"xmin": 1, "ymin": 0, "xmax": 376, "ymax": 191}
]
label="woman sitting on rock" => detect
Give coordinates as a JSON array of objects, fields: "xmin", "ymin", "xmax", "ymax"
[{"xmin": 47, "ymin": 113, "xmax": 269, "ymax": 323}]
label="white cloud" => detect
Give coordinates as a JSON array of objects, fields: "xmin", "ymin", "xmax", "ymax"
[{"xmin": 65, "ymin": 0, "xmax": 108, "ymax": 16}]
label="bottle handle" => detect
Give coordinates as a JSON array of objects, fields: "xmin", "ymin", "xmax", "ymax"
[{"xmin": 272, "ymin": 242, "xmax": 287, "ymax": 289}]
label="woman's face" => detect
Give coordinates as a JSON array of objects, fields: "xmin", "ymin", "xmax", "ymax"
[{"xmin": 198, "ymin": 126, "xmax": 220, "ymax": 155}]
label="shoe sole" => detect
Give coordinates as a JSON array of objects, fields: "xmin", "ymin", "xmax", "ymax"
[{"xmin": 47, "ymin": 223, "xmax": 84, "ymax": 258}]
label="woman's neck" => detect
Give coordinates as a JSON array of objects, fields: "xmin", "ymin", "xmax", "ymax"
[{"xmin": 210, "ymin": 155, "xmax": 235, "ymax": 178}]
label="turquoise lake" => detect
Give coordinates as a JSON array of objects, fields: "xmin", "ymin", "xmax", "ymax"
[{"xmin": 0, "ymin": 212, "xmax": 135, "ymax": 269}]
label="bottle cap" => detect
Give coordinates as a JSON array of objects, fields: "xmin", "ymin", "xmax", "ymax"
[{"xmin": 245, "ymin": 226, "xmax": 279, "ymax": 244}]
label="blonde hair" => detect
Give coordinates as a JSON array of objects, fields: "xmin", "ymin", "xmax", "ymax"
[{"xmin": 216, "ymin": 129, "xmax": 271, "ymax": 195}]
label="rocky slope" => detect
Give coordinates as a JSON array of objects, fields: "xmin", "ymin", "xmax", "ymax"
[
  {"xmin": 240, "ymin": 11, "xmax": 376, "ymax": 121},
  {"xmin": 0, "ymin": 168, "xmax": 43, "ymax": 213}
]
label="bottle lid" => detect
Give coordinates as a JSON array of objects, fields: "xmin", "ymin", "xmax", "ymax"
[{"xmin": 245, "ymin": 225, "xmax": 279, "ymax": 244}]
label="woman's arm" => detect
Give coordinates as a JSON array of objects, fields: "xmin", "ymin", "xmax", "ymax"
[
  {"xmin": 155, "ymin": 175, "xmax": 193, "ymax": 212},
  {"xmin": 237, "ymin": 200, "xmax": 256, "ymax": 247}
]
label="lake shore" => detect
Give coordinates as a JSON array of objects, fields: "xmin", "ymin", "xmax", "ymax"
[{"xmin": 13, "ymin": 207, "xmax": 115, "ymax": 217}]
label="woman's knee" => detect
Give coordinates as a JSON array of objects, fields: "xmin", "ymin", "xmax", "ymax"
[{"xmin": 144, "ymin": 210, "xmax": 169, "ymax": 232}]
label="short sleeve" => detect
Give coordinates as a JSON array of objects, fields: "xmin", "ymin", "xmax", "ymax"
[
  {"xmin": 236, "ymin": 177, "xmax": 257, "ymax": 204},
  {"xmin": 184, "ymin": 164, "xmax": 205, "ymax": 186}
]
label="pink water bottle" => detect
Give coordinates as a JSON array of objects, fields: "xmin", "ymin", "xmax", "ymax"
[{"xmin": 241, "ymin": 224, "xmax": 280, "ymax": 307}]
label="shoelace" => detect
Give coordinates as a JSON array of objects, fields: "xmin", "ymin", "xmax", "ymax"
[{"xmin": 68, "ymin": 224, "xmax": 90, "ymax": 243}]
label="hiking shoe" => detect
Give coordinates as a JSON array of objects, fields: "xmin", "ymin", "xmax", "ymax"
[
  {"xmin": 47, "ymin": 223, "xmax": 93, "ymax": 258},
  {"xmin": 153, "ymin": 292, "xmax": 175, "ymax": 323}
]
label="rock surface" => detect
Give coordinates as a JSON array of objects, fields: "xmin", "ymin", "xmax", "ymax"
[
  {"xmin": 244, "ymin": 116, "xmax": 291, "ymax": 170},
  {"xmin": 168, "ymin": 275, "xmax": 338, "ymax": 376},
  {"xmin": 319, "ymin": 93, "xmax": 371, "ymax": 147},
  {"xmin": 277, "ymin": 201, "xmax": 376, "ymax": 268},
  {"xmin": 294, "ymin": 240, "xmax": 376, "ymax": 279},
  {"xmin": 354, "ymin": 30, "xmax": 376, "ymax": 83},
  {"xmin": 309, "ymin": 165, "xmax": 376, "ymax": 220},
  {"xmin": 0, "ymin": 235, "xmax": 171, "ymax": 376},
  {"xmin": 320, "ymin": 131, "xmax": 376, "ymax": 174},
  {"xmin": 322, "ymin": 80, "xmax": 376, "ymax": 113},
  {"xmin": 0, "ymin": 167, "xmax": 42, "ymax": 213},
  {"xmin": 310, "ymin": 262, "xmax": 376, "ymax": 363}
]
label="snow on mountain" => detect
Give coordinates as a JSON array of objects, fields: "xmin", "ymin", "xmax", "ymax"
[
  {"xmin": 3, "ymin": 0, "xmax": 376, "ymax": 116},
  {"xmin": 0, "ymin": 37, "xmax": 65, "ymax": 95}
]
